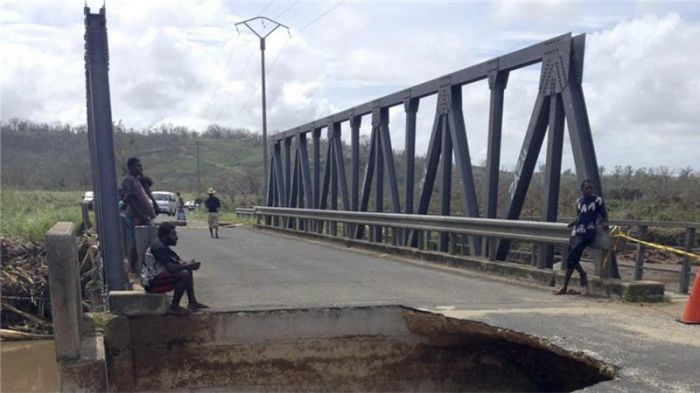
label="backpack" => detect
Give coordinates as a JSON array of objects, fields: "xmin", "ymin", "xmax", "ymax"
[{"xmin": 140, "ymin": 247, "xmax": 158, "ymax": 287}]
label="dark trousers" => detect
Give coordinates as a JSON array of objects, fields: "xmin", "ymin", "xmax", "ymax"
[{"xmin": 566, "ymin": 236, "xmax": 592, "ymax": 269}]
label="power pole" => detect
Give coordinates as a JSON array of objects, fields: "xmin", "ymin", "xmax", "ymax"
[
  {"xmin": 196, "ymin": 140, "xmax": 201, "ymax": 196},
  {"xmin": 235, "ymin": 17, "xmax": 290, "ymax": 199}
]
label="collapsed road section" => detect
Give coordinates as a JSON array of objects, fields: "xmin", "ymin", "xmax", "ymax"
[{"xmin": 100, "ymin": 305, "xmax": 615, "ymax": 392}]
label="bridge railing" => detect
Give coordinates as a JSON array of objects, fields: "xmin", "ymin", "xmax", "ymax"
[
  {"xmin": 265, "ymin": 33, "xmax": 604, "ymax": 270},
  {"xmin": 521, "ymin": 216, "xmax": 698, "ymax": 293},
  {"xmin": 256, "ymin": 206, "xmax": 570, "ymax": 243},
  {"xmin": 254, "ymin": 206, "xmax": 611, "ymax": 276},
  {"xmin": 235, "ymin": 208, "xmax": 256, "ymax": 218},
  {"xmin": 255, "ymin": 206, "xmax": 698, "ymax": 291}
]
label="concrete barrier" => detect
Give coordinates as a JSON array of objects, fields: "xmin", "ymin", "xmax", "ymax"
[
  {"xmin": 46, "ymin": 222, "xmax": 107, "ymax": 392},
  {"xmin": 46, "ymin": 222, "xmax": 82, "ymax": 361},
  {"xmin": 109, "ymin": 290, "xmax": 169, "ymax": 316},
  {"xmin": 134, "ymin": 225, "xmax": 157, "ymax": 273}
]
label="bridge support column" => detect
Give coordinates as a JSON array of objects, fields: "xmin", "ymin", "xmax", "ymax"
[{"xmin": 84, "ymin": 6, "xmax": 126, "ymax": 290}]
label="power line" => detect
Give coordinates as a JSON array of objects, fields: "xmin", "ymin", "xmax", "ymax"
[
  {"xmin": 268, "ymin": 0, "xmax": 346, "ymax": 75},
  {"xmin": 274, "ymin": 0, "xmax": 300, "ymax": 19},
  {"xmin": 204, "ymin": 0, "xmax": 276, "ymax": 120},
  {"xmin": 213, "ymin": 48, "xmax": 256, "ymax": 123},
  {"xmin": 233, "ymin": 0, "xmax": 346, "ymax": 116},
  {"xmin": 257, "ymin": 0, "xmax": 275, "ymax": 16},
  {"xmin": 265, "ymin": 36, "xmax": 292, "ymax": 75},
  {"xmin": 201, "ymin": 35, "xmax": 240, "ymax": 118},
  {"xmin": 296, "ymin": 0, "xmax": 345, "ymax": 33}
]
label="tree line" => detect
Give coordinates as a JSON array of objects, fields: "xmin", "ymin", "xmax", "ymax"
[{"xmin": 2, "ymin": 118, "xmax": 698, "ymax": 220}]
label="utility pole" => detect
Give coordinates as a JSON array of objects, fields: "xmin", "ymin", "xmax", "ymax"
[
  {"xmin": 235, "ymin": 17, "xmax": 290, "ymax": 199},
  {"xmin": 196, "ymin": 140, "xmax": 201, "ymax": 196}
]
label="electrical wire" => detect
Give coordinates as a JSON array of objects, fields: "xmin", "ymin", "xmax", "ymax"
[
  {"xmin": 267, "ymin": 0, "xmax": 345, "ymax": 75},
  {"xmin": 213, "ymin": 49, "xmax": 256, "ymax": 122},
  {"xmin": 228, "ymin": 0, "xmax": 346, "ymax": 123},
  {"xmin": 257, "ymin": 0, "xmax": 275, "ymax": 16},
  {"xmin": 296, "ymin": 0, "xmax": 345, "ymax": 33},
  {"xmin": 201, "ymin": 35, "xmax": 240, "ymax": 118},
  {"xmin": 274, "ymin": 0, "xmax": 300, "ymax": 19},
  {"xmin": 204, "ymin": 0, "xmax": 276, "ymax": 123}
]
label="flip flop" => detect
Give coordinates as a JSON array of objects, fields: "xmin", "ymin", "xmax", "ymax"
[
  {"xmin": 188, "ymin": 302, "xmax": 210, "ymax": 311},
  {"xmin": 168, "ymin": 305, "xmax": 191, "ymax": 315}
]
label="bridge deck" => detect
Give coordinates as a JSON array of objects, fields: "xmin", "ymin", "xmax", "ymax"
[{"xmin": 176, "ymin": 225, "xmax": 698, "ymax": 393}]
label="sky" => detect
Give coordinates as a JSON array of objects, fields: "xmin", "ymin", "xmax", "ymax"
[{"xmin": 1, "ymin": 0, "xmax": 699, "ymax": 171}]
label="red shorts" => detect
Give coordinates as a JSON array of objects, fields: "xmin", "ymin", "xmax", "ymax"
[{"xmin": 146, "ymin": 272, "xmax": 178, "ymax": 293}]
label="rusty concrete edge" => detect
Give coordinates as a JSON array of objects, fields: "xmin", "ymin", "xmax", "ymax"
[{"xmin": 253, "ymin": 225, "xmax": 664, "ymax": 301}]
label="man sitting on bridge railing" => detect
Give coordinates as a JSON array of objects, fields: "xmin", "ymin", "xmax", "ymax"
[{"xmin": 141, "ymin": 222, "xmax": 209, "ymax": 314}]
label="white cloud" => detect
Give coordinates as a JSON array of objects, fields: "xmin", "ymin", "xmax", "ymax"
[
  {"xmin": 584, "ymin": 13, "xmax": 700, "ymax": 169},
  {"xmin": 1, "ymin": 1, "xmax": 699, "ymax": 170}
]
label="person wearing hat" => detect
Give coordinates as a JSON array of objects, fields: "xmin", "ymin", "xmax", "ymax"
[{"xmin": 204, "ymin": 187, "xmax": 221, "ymax": 238}]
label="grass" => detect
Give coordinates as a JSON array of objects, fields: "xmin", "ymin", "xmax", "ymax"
[
  {"xmin": 0, "ymin": 190, "xmax": 257, "ymax": 242},
  {"xmin": 186, "ymin": 209, "xmax": 253, "ymax": 225},
  {"xmin": 1, "ymin": 190, "xmax": 85, "ymax": 242}
]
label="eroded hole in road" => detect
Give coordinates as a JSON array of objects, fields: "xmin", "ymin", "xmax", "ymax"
[{"xmin": 109, "ymin": 306, "xmax": 615, "ymax": 392}]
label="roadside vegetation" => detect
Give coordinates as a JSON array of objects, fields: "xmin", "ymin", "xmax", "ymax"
[{"xmin": 1, "ymin": 190, "xmax": 84, "ymax": 242}]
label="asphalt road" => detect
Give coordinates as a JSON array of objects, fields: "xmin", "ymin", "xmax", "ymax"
[{"xmin": 175, "ymin": 224, "xmax": 699, "ymax": 393}]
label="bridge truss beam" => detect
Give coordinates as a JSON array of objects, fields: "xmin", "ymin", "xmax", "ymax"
[
  {"xmin": 84, "ymin": 6, "xmax": 126, "ymax": 290},
  {"xmin": 265, "ymin": 33, "xmax": 605, "ymax": 267}
]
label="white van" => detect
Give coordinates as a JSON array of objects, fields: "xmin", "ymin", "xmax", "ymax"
[{"xmin": 152, "ymin": 191, "xmax": 177, "ymax": 216}]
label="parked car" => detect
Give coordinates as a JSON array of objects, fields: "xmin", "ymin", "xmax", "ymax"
[
  {"xmin": 82, "ymin": 191, "xmax": 94, "ymax": 210},
  {"xmin": 152, "ymin": 191, "xmax": 177, "ymax": 216},
  {"xmin": 184, "ymin": 200, "xmax": 199, "ymax": 211}
]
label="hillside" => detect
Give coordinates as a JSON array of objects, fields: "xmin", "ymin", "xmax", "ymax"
[
  {"xmin": 1, "ymin": 119, "xmax": 265, "ymax": 206},
  {"xmin": 2, "ymin": 119, "xmax": 699, "ymax": 221}
]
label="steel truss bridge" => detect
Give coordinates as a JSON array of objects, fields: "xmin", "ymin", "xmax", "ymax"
[
  {"xmin": 83, "ymin": 6, "xmax": 697, "ymax": 294},
  {"xmin": 264, "ymin": 33, "xmax": 600, "ymax": 266}
]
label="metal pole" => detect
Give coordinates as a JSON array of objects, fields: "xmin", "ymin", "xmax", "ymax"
[
  {"xmin": 680, "ymin": 227, "xmax": 696, "ymax": 294},
  {"xmin": 196, "ymin": 140, "xmax": 200, "ymax": 195},
  {"xmin": 634, "ymin": 225, "xmax": 647, "ymax": 280},
  {"xmin": 235, "ymin": 16, "xmax": 289, "ymax": 200},
  {"xmin": 261, "ymin": 37, "xmax": 268, "ymax": 196}
]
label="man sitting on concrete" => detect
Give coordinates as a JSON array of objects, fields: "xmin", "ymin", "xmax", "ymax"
[{"xmin": 141, "ymin": 222, "xmax": 209, "ymax": 314}]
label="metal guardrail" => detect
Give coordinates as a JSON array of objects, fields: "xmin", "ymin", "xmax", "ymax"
[
  {"xmin": 235, "ymin": 208, "xmax": 255, "ymax": 218},
  {"xmin": 523, "ymin": 216, "xmax": 700, "ymax": 229},
  {"xmin": 525, "ymin": 216, "xmax": 698, "ymax": 293},
  {"xmin": 254, "ymin": 207, "xmax": 699, "ymax": 292},
  {"xmin": 254, "ymin": 206, "xmax": 571, "ymax": 245}
]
